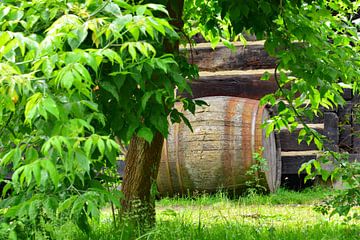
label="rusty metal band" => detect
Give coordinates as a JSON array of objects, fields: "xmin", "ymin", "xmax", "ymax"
[
  {"xmin": 255, "ymin": 104, "xmax": 264, "ymax": 156},
  {"xmin": 241, "ymin": 99, "xmax": 254, "ymax": 171},
  {"xmin": 223, "ymin": 97, "xmax": 239, "ymax": 188}
]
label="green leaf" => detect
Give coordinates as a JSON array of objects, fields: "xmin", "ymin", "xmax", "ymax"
[
  {"xmin": 129, "ymin": 27, "xmax": 140, "ymax": 41},
  {"xmin": 84, "ymin": 138, "xmax": 93, "ymax": 157},
  {"xmin": 76, "ymin": 151, "xmax": 90, "ymax": 173},
  {"xmin": 43, "ymin": 96, "xmax": 59, "ymax": 119},
  {"xmin": 70, "ymin": 196, "xmax": 85, "ymax": 217},
  {"xmin": 61, "ymin": 71, "xmax": 74, "ymax": 89},
  {"xmin": 68, "ymin": 27, "xmax": 88, "ymax": 50},
  {"xmin": 277, "ymin": 101, "xmax": 287, "ymax": 113},
  {"xmin": 179, "ymin": 113, "xmax": 193, "ymax": 132},
  {"xmin": 298, "ymin": 129, "xmax": 306, "ymax": 144},
  {"xmin": 42, "ymin": 58, "xmax": 54, "ymax": 77},
  {"xmin": 313, "ymin": 160, "xmax": 321, "ymax": 170},
  {"xmin": 137, "ymin": 127, "xmax": 154, "ymax": 143},
  {"xmin": 136, "ymin": 6, "xmax": 147, "ymax": 16},
  {"xmin": 25, "ymin": 147, "xmax": 39, "ymax": 164},
  {"xmin": 40, "ymin": 160, "xmax": 59, "ymax": 187},
  {"xmin": 321, "ymin": 169, "xmax": 330, "ymax": 181},
  {"xmin": 128, "ymin": 43, "xmax": 137, "ymax": 60},
  {"xmin": 314, "ymin": 137, "xmax": 323, "ymax": 150},
  {"xmin": 58, "ymin": 195, "xmax": 77, "ymax": 213},
  {"xmin": 32, "ymin": 162, "xmax": 41, "ymax": 186},
  {"xmin": 104, "ymin": 2, "xmax": 122, "ymax": 17},
  {"xmin": 1, "ymin": 148, "xmax": 16, "ymax": 166},
  {"xmin": 73, "ymin": 63, "xmax": 91, "ymax": 83},
  {"xmin": 100, "ymin": 81, "xmax": 119, "ymax": 102},
  {"xmin": 261, "ymin": 71, "xmax": 271, "ymax": 81},
  {"xmin": 141, "ymin": 91, "xmax": 153, "ymax": 110},
  {"xmin": 25, "ymin": 93, "xmax": 42, "ymax": 123},
  {"xmin": 97, "ymin": 138, "xmax": 105, "ymax": 156},
  {"xmin": 101, "ymin": 49, "xmax": 123, "ymax": 66},
  {"xmin": 2, "ymin": 183, "xmax": 12, "ymax": 197}
]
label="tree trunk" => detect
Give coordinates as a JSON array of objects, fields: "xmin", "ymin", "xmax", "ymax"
[
  {"xmin": 120, "ymin": 0, "xmax": 184, "ymax": 228},
  {"xmin": 121, "ymin": 131, "xmax": 164, "ymax": 227}
]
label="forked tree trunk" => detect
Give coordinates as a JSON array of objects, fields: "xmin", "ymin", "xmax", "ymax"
[{"xmin": 121, "ymin": 131, "xmax": 164, "ymax": 227}]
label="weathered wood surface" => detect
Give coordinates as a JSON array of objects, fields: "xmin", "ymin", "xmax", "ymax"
[
  {"xmin": 342, "ymin": 88, "xmax": 352, "ymax": 101},
  {"xmin": 183, "ymin": 41, "xmax": 276, "ymax": 71},
  {"xmin": 337, "ymin": 102, "xmax": 352, "ymax": 124},
  {"xmin": 352, "ymin": 123, "xmax": 360, "ymax": 153},
  {"xmin": 351, "ymin": 97, "xmax": 360, "ymax": 153},
  {"xmin": 157, "ymin": 96, "xmax": 281, "ymax": 196},
  {"xmin": 281, "ymin": 153, "xmax": 317, "ymax": 174},
  {"xmin": 186, "ymin": 70, "xmax": 278, "ymax": 100},
  {"xmin": 339, "ymin": 124, "xmax": 352, "ymax": 150},
  {"xmin": 324, "ymin": 112, "xmax": 339, "ymax": 152},
  {"xmin": 348, "ymin": 154, "xmax": 360, "ymax": 162},
  {"xmin": 280, "ymin": 125, "xmax": 324, "ymax": 151}
]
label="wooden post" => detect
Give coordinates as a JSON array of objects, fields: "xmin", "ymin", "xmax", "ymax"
[
  {"xmin": 324, "ymin": 112, "xmax": 339, "ymax": 152},
  {"xmin": 352, "ymin": 95, "xmax": 360, "ymax": 153}
]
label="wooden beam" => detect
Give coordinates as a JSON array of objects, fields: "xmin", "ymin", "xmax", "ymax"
[
  {"xmin": 324, "ymin": 112, "xmax": 339, "ymax": 152},
  {"xmin": 281, "ymin": 155, "xmax": 317, "ymax": 174},
  {"xmin": 186, "ymin": 69, "xmax": 278, "ymax": 100},
  {"xmin": 280, "ymin": 127, "xmax": 324, "ymax": 151},
  {"xmin": 182, "ymin": 41, "xmax": 276, "ymax": 71},
  {"xmin": 281, "ymin": 151, "xmax": 320, "ymax": 157}
]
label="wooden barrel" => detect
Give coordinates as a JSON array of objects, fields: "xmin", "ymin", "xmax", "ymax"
[{"xmin": 157, "ymin": 96, "xmax": 281, "ymax": 196}]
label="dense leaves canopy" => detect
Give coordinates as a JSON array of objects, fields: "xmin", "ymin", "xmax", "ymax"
[{"xmin": 0, "ymin": 0, "xmax": 200, "ymax": 237}]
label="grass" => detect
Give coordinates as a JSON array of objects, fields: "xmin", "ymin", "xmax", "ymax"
[
  {"xmin": 157, "ymin": 187, "xmax": 333, "ymax": 206},
  {"xmin": 69, "ymin": 188, "xmax": 360, "ymax": 240}
]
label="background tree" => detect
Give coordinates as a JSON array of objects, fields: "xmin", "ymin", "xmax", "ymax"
[{"xmin": 0, "ymin": 0, "xmax": 201, "ymax": 237}]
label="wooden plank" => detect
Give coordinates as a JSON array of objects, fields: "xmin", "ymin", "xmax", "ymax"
[
  {"xmin": 352, "ymin": 123, "xmax": 360, "ymax": 153},
  {"xmin": 187, "ymin": 70, "xmax": 278, "ymax": 100},
  {"xmin": 184, "ymin": 41, "xmax": 266, "ymax": 49},
  {"xmin": 352, "ymin": 96, "xmax": 360, "ymax": 153},
  {"xmin": 280, "ymin": 128, "xmax": 324, "ymax": 151},
  {"xmin": 280, "ymin": 123, "xmax": 324, "ymax": 130},
  {"xmin": 183, "ymin": 41, "xmax": 276, "ymax": 71},
  {"xmin": 281, "ymin": 151, "xmax": 320, "ymax": 157},
  {"xmin": 339, "ymin": 124, "xmax": 352, "ymax": 151},
  {"xmin": 299, "ymin": 115, "xmax": 324, "ymax": 124},
  {"xmin": 324, "ymin": 112, "xmax": 339, "ymax": 151},
  {"xmin": 199, "ymin": 69, "xmax": 272, "ymax": 77},
  {"xmin": 349, "ymin": 154, "xmax": 360, "ymax": 162},
  {"xmin": 342, "ymin": 88, "xmax": 352, "ymax": 101},
  {"xmin": 281, "ymin": 155, "xmax": 316, "ymax": 174}
]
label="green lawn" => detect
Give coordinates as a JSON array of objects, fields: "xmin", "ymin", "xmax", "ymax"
[{"xmin": 69, "ymin": 188, "xmax": 360, "ymax": 240}]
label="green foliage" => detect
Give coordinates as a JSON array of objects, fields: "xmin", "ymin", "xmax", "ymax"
[
  {"xmin": 245, "ymin": 147, "xmax": 269, "ymax": 196},
  {"xmin": 300, "ymin": 152, "xmax": 360, "ymax": 220},
  {"xmin": 230, "ymin": 0, "xmax": 360, "ymax": 218},
  {"xmin": 0, "ymin": 0, "xmax": 199, "ymax": 238},
  {"xmin": 183, "ymin": 0, "xmax": 244, "ymax": 48}
]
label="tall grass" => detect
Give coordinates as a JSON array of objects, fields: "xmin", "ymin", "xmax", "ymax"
[
  {"xmin": 59, "ymin": 188, "xmax": 360, "ymax": 240},
  {"xmin": 158, "ymin": 186, "xmax": 332, "ymax": 207}
]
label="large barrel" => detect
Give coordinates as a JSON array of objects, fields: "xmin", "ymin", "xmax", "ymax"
[{"xmin": 157, "ymin": 96, "xmax": 281, "ymax": 196}]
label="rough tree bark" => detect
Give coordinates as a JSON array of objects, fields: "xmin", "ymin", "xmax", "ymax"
[
  {"xmin": 121, "ymin": 0, "xmax": 184, "ymax": 227},
  {"xmin": 121, "ymin": 132, "xmax": 164, "ymax": 227}
]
